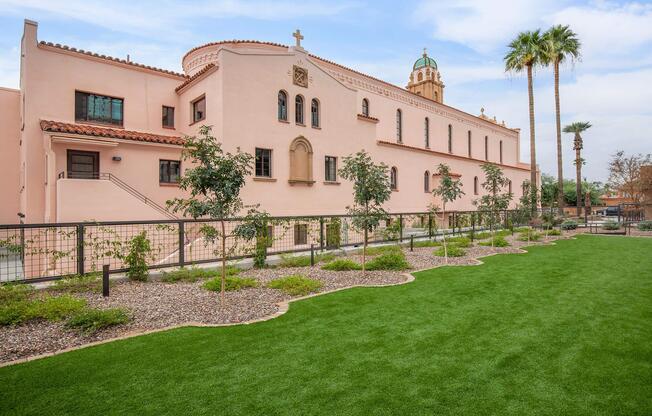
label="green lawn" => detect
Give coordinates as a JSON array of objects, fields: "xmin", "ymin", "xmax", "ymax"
[{"xmin": 1, "ymin": 235, "xmax": 651, "ymax": 415}]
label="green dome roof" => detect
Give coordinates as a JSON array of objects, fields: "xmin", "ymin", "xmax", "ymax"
[{"xmin": 413, "ymin": 53, "xmax": 437, "ymax": 70}]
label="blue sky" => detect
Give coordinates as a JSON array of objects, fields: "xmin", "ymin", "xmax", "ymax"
[{"xmin": 1, "ymin": 0, "xmax": 651, "ymax": 182}]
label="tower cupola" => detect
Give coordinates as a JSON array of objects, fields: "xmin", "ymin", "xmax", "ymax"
[{"xmin": 407, "ymin": 48, "xmax": 444, "ymax": 103}]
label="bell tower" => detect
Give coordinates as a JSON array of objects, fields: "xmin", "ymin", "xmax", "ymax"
[{"xmin": 407, "ymin": 48, "xmax": 444, "ymax": 103}]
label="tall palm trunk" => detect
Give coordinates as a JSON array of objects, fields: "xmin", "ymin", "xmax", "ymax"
[
  {"xmin": 526, "ymin": 64, "xmax": 537, "ymax": 210},
  {"xmin": 553, "ymin": 59, "xmax": 564, "ymax": 215},
  {"xmin": 574, "ymin": 135, "xmax": 582, "ymax": 217}
]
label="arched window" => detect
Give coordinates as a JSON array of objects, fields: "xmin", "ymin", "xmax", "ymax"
[
  {"xmin": 467, "ymin": 130, "xmax": 472, "ymax": 157},
  {"xmin": 484, "ymin": 136, "xmax": 489, "ymax": 160},
  {"xmin": 508, "ymin": 179, "xmax": 512, "ymax": 194},
  {"xmin": 278, "ymin": 90, "xmax": 287, "ymax": 121},
  {"xmin": 448, "ymin": 124, "xmax": 453, "ymax": 153},
  {"xmin": 289, "ymin": 136, "xmax": 314, "ymax": 184},
  {"xmin": 417, "ymin": 72, "xmax": 423, "ymax": 82},
  {"xmin": 424, "ymin": 117, "xmax": 430, "ymax": 148},
  {"xmin": 362, "ymin": 98, "xmax": 369, "ymax": 116},
  {"xmin": 396, "ymin": 109, "xmax": 402, "ymax": 143},
  {"xmin": 424, "ymin": 171, "xmax": 430, "ymax": 193},
  {"xmin": 390, "ymin": 167, "xmax": 398, "ymax": 190},
  {"xmin": 311, "ymin": 99, "xmax": 320, "ymax": 128},
  {"xmin": 499, "ymin": 140, "xmax": 503, "ymax": 164},
  {"xmin": 474, "ymin": 176, "xmax": 479, "ymax": 195},
  {"xmin": 295, "ymin": 95, "xmax": 304, "ymax": 124}
]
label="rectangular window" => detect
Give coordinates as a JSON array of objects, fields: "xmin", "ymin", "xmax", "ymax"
[
  {"xmin": 325, "ymin": 156, "xmax": 337, "ymax": 182},
  {"xmin": 192, "ymin": 96, "xmax": 206, "ymax": 123},
  {"xmin": 75, "ymin": 91, "xmax": 123, "ymax": 126},
  {"xmin": 162, "ymin": 106, "xmax": 175, "ymax": 128},
  {"xmin": 294, "ymin": 224, "xmax": 308, "ymax": 245},
  {"xmin": 255, "ymin": 148, "xmax": 272, "ymax": 177},
  {"xmin": 159, "ymin": 159, "xmax": 181, "ymax": 184}
]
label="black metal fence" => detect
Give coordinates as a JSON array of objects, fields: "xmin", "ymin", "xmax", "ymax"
[{"xmin": 1, "ymin": 207, "xmax": 641, "ymax": 283}]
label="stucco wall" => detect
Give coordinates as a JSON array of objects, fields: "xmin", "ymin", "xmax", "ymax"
[{"xmin": 0, "ymin": 87, "xmax": 21, "ymax": 224}]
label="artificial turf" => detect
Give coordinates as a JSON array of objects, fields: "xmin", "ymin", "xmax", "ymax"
[{"xmin": 1, "ymin": 235, "xmax": 650, "ymax": 415}]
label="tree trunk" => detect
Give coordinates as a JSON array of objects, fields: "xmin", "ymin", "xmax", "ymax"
[
  {"xmin": 575, "ymin": 141, "xmax": 582, "ymax": 217},
  {"xmin": 362, "ymin": 228, "xmax": 367, "ymax": 276},
  {"xmin": 527, "ymin": 64, "xmax": 537, "ymax": 211},
  {"xmin": 220, "ymin": 219, "xmax": 226, "ymax": 306},
  {"xmin": 554, "ymin": 59, "xmax": 564, "ymax": 215},
  {"xmin": 442, "ymin": 203, "xmax": 448, "ymax": 264}
]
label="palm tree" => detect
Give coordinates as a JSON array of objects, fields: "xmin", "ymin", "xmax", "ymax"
[
  {"xmin": 543, "ymin": 25, "xmax": 581, "ymax": 215},
  {"xmin": 504, "ymin": 30, "xmax": 545, "ymax": 210},
  {"xmin": 563, "ymin": 122, "xmax": 591, "ymax": 216}
]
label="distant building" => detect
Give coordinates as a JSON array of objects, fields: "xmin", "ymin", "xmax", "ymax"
[{"xmin": 0, "ymin": 21, "xmax": 534, "ymax": 224}]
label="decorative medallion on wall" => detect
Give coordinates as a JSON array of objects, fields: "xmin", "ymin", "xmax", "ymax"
[{"xmin": 293, "ymin": 65, "xmax": 308, "ymax": 88}]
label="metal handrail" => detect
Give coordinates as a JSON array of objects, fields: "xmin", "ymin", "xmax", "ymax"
[{"xmin": 57, "ymin": 171, "xmax": 176, "ymax": 219}]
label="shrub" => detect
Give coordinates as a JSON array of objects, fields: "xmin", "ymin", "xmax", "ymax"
[
  {"xmin": 161, "ymin": 267, "xmax": 215, "ymax": 283},
  {"xmin": 602, "ymin": 221, "xmax": 620, "ymax": 231},
  {"xmin": 267, "ymin": 275, "xmax": 322, "ymax": 296},
  {"xmin": 0, "ymin": 284, "xmax": 32, "ymax": 305},
  {"xmin": 202, "ymin": 276, "xmax": 258, "ymax": 292},
  {"xmin": 279, "ymin": 253, "xmax": 336, "ymax": 268},
  {"xmin": 479, "ymin": 235, "xmax": 510, "ymax": 247},
  {"xmin": 434, "ymin": 245, "xmax": 466, "ymax": 257},
  {"xmin": 518, "ymin": 231, "xmax": 541, "ymax": 242},
  {"xmin": 51, "ymin": 273, "xmax": 103, "ymax": 293},
  {"xmin": 413, "ymin": 239, "xmax": 441, "ymax": 248},
  {"xmin": 366, "ymin": 252, "xmax": 410, "ymax": 271},
  {"xmin": 561, "ymin": 221, "xmax": 578, "ymax": 230},
  {"xmin": 0, "ymin": 302, "xmax": 30, "ymax": 325},
  {"xmin": 473, "ymin": 232, "xmax": 492, "ymax": 240},
  {"xmin": 638, "ymin": 221, "xmax": 652, "ymax": 231},
  {"xmin": 547, "ymin": 229, "xmax": 561, "ymax": 236},
  {"xmin": 1, "ymin": 295, "xmax": 86, "ymax": 326},
  {"xmin": 446, "ymin": 236, "xmax": 472, "ymax": 248},
  {"xmin": 359, "ymin": 245, "xmax": 402, "ymax": 256},
  {"xmin": 66, "ymin": 308, "xmax": 130, "ymax": 334},
  {"xmin": 124, "ymin": 231, "xmax": 151, "ymax": 281},
  {"xmin": 321, "ymin": 258, "xmax": 362, "ymax": 271}
]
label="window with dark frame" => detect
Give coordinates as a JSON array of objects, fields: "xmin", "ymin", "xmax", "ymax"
[
  {"xmin": 448, "ymin": 124, "xmax": 453, "ymax": 153},
  {"xmin": 159, "ymin": 159, "xmax": 181, "ymax": 184},
  {"xmin": 294, "ymin": 224, "xmax": 308, "ymax": 245},
  {"xmin": 192, "ymin": 96, "xmax": 206, "ymax": 123},
  {"xmin": 484, "ymin": 136, "xmax": 489, "ymax": 160},
  {"xmin": 424, "ymin": 117, "xmax": 430, "ymax": 148},
  {"xmin": 467, "ymin": 130, "xmax": 472, "ymax": 157},
  {"xmin": 424, "ymin": 171, "xmax": 430, "ymax": 193},
  {"xmin": 311, "ymin": 99, "xmax": 320, "ymax": 127},
  {"xmin": 255, "ymin": 148, "xmax": 272, "ymax": 177},
  {"xmin": 390, "ymin": 167, "xmax": 398, "ymax": 190},
  {"xmin": 75, "ymin": 91, "xmax": 123, "ymax": 125},
  {"xmin": 396, "ymin": 109, "xmax": 402, "ymax": 142},
  {"xmin": 325, "ymin": 156, "xmax": 337, "ymax": 182},
  {"xmin": 362, "ymin": 98, "xmax": 369, "ymax": 116},
  {"xmin": 278, "ymin": 90, "xmax": 288, "ymax": 121},
  {"xmin": 295, "ymin": 95, "xmax": 304, "ymax": 124},
  {"xmin": 162, "ymin": 106, "xmax": 175, "ymax": 128},
  {"xmin": 500, "ymin": 140, "xmax": 503, "ymax": 164}
]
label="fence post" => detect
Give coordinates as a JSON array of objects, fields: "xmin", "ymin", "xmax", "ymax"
[
  {"xmin": 178, "ymin": 221, "xmax": 185, "ymax": 267},
  {"xmin": 471, "ymin": 213, "xmax": 475, "ymax": 242},
  {"xmin": 76, "ymin": 224, "xmax": 85, "ymax": 275},
  {"xmin": 428, "ymin": 213, "xmax": 433, "ymax": 239},
  {"xmin": 399, "ymin": 214, "xmax": 403, "ymax": 242},
  {"xmin": 319, "ymin": 217, "xmax": 325, "ymax": 251},
  {"xmin": 410, "ymin": 235, "xmax": 414, "ymax": 252},
  {"xmin": 452, "ymin": 212, "xmax": 457, "ymax": 236},
  {"xmin": 102, "ymin": 264, "xmax": 110, "ymax": 297},
  {"xmin": 310, "ymin": 244, "xmax": 315, "ymax": 267}
]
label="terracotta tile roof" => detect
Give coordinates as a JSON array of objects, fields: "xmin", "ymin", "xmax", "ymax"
[
  {"xmin": 40, "ymin": 120, "xmax": 184, "ymax": 146},
  {"xmin": 39, "ymin": 41, "xmax": 187, "ymax": 79},
  {"xmin": 357, "ymin": 113, "xmax": 379, "ymax": 123},
  {"xmin": 183, "ymin": 40, "xmax": 518, "ymax": 134},
  {"xmin": 175, "ymin": 63, "xmax": 216, "ymax": 93}
]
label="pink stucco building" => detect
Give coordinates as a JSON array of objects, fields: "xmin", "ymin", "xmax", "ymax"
[{"xmin": 0, "ymin": 20, "xmax": 534, "ymax": 225}]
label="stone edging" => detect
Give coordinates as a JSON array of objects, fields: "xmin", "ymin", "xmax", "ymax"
[{"xmin": 0, "ymin": 237, "xmax": 574, "ymax": 368}]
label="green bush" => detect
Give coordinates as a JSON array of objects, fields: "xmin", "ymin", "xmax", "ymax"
[
  {"xmin": 366, "ymin": 252, "xmax": 410, "ymax": 270},
  {"xmin": 66, "ymin": 308, "xmax": 130, "ymax": 335},
  {"xmin": 0, "ymin": 284, "xmax": 32, "ymax": 305},
  {"xmin": 561, "ymin": 221, "xmax": 578, "ymax": 230},
  {"xmin": 518, "ymin": 231, "xmax": 541, "ymax": 242},
  {"xmin": 413, "ymin": 239, "xmax": 441, "ymax": 248},
  {"xmin": 434, "ymin": 244, "xmax": 466, "ymax": 257},
  {"xmin": 637, "ymin": 221, "xmax": 652, "ymax": 231},
  {"xmin": 446, "ymin": 236, "xmax": 472, "ymax": 248},
  {"xmin": 479, "ymin": 235, "xmax": 510, "ymax": 247},
  {"xmin": 321, "ymin": 258, "xmax": 362, "ymax": 271},
  {"xmin": 51, "ymin": 273, "xmax": 103, "ymax": 293},
  {"xmin": 547, "ymin": 229, "xmax": 561, "ymax": 236},
  {"xmin": 267, "ymin": 275, "xmax": 322, "ymax": 296},
  {"xmin": 124, "ymin": 231, "xmax": 151, "ymax": 281},
  {"xmin": 602, "ymin": 221, "xmax": 620, "ymax": 231},
  {"xmin": 202, "ymin": 276, "xmax": 258, "ymax": 292},
  {"xmin": 161, "ymin": 267, "xmax": 214, "ymax": 283},
  {"xmin": 473, "ymin": 232, "xmax": 492, "ymax": 240},
  {"xmin": 358, "ymin": 245, "xmax": 402, "ymax": 256},
  {"xmin": 279, "ymin": 253, "xmax": 336, "ymax": 268},
  {"xmin": 1, "ymin": 294, "xmax": 86, "ymax": 326}
]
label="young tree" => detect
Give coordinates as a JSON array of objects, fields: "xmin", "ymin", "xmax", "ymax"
[
  {"xmin": 339, "ymin": 150, "xmax": 392, "ymax": 274},
  {"xmin": 542, "ymin": 25, "xmax": 581, "ymax": 215},
  {"xmin": 505, "ymin": 30, "xmax": 545, "ymax": 205},
  {"xmin": 474, "ymin": 163, "xmax": 513, "ymax": 246},
  {"xmin": 608, "ymin": 151, "xmax": 652, "ymax": 204},
  {"xmin": 167, "ymin": 126, "xmax": 265, "ymax": 304},
  {"xmin": 432, "ymin": 164, "xmax": 465, "ymax": 262},
  {"xmin": 563, "ymin": 121, "xmax": 592, "ymax": 216}
]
